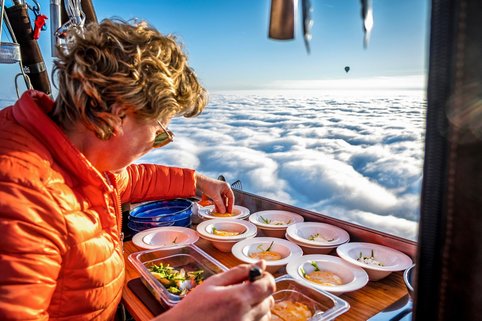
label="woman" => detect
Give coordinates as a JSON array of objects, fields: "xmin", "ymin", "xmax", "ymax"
[{"xmin": 0, "ymin": 19, "xmax": 275, "ymax": 321}]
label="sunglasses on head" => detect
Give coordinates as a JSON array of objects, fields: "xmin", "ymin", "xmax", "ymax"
[{"xmin": 153, "ymin": 120, "xmax": 174, "ymax": 148}]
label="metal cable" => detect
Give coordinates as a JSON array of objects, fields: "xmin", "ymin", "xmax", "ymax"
[{"xmin": 3, "ymin": 8, "xmax": 33, "ymax": 93}]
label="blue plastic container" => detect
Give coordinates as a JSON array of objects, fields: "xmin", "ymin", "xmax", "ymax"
[
  {"xmin": 127, "ymin": 216, "xmax": 192, "ymax": 233},
  {"xmin": 127, "ymin": 199, "xmax": 193, "ymax": 234},
  {"xmin": 129, "ymin": 199, "xmax": 193, "ymax": 222}
]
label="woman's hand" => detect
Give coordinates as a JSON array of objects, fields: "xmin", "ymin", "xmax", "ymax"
[
  {"xmin": 152, "ymin": 262, "xmax": 276, "ymax": 321},
  {"xmin": 195, "ymin": 173, "xmax": 235, "ymax": 213}
]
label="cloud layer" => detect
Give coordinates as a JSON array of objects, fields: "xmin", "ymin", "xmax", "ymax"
[{"xmin": 139, "ymin": 90, "xmax": 426, "ymax": 240}]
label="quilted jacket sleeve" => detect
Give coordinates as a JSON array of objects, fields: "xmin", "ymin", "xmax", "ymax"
[
  {"xmin": 116, "ymin": 163, "xmax": 197, "ymax": 204},
  {"xmin": 0, "ymin": 181, "xmax": 67, "ymax": 321}
]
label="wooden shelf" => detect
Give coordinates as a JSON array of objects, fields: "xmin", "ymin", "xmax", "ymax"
[{"xmin": 122, "ymin": 238, "xmax": 408, "ymax": 321}]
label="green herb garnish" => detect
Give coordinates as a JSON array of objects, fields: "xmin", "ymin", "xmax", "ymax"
[
  {"xmin": 259, "ymin": 215, "xmax": 271, "ymax": 224},
  {"xmin": 307, "ymin": 233, "xmax": 335, "ymax": 242},
  {"xmin": 310, "ymin": 261, "xmax": 321, "ymax": 271},
  {"xmin": 266, "ymin": 241, "xmax": 274, "ymax": 251},
  {"xmin": 308, "ymin": 233, "xmax": 320, "ymax": 241},
  {"xmin": 256, "ymin": 241, "xmax": 275, "ymax": 252},
  {"xmin": 357, "ymin": 250, "xmax": 384, "ymax": 266}
]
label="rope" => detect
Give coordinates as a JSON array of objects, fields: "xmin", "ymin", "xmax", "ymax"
[
  {"xmin": 57, "ymin": 0, "xmax": 85, "ymax": 34},
  {"xmin": 65, "ymin": 0, "xmax": 85, "ymax": 26},
  {"xmin": 54, "ymin": 0, "xmax": 86, "ymax": 54}
]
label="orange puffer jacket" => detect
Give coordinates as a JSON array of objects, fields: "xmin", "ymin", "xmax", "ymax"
[{"xmin": 0, "ymin": 90, "xmax": 196, "ymax": 320}]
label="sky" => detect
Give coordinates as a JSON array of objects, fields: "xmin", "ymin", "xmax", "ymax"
[
  {"xmin": 0, "ymin": 0, "xmax": 429, "ymax": 240},
  {"xmin": 1, "ymin": 0, "xmax": 429, "ymax": 98}
]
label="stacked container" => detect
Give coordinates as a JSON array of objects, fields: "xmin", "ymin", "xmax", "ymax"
[{"xmin": 128, "ymin": 199, "xmax": 193, "ymax": 234}]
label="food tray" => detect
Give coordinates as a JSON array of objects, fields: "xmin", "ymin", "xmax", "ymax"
[
  {"xmin": 128, "ymin": 244, "xmax": 228, "ymax": 308},
  {"xmin": 274, "ymin": 274, "xmax": 350, "ymax": 321}
]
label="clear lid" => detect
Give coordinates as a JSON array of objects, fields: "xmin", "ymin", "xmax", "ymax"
[
  {"xmin": 128, "ymin": 244, "xmax": 228, "ymax": 307},
  {"xmin": 273, "ymin": 274, "xmax": 350, "ymax": 321}
]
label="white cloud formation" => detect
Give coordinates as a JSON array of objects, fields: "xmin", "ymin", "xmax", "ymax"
[
  {"xmin": 264, "ymin": 75, "xmax": 426, "ymax": 91},
  {"xmin": 137, "ymin": 90, "xmax": 426, "ymax": 240}
]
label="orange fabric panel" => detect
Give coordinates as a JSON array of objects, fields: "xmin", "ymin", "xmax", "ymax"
[{"xmin": 118, "ymin": 164, "xmax": 196, "ymax": 204}]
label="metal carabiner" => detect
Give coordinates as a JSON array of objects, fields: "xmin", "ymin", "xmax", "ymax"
[{"xmin": 27, "ymin": 0, "xmax": 41, "ymax": 17}]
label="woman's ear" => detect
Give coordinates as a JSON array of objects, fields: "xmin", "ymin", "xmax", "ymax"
[
  {"xmin": 111, "ymin": 103, "xmax": 128, "ymax": 121},
  {"xmin": 110, "ymin": 103, "xmax": 128, "ymax": 136}
]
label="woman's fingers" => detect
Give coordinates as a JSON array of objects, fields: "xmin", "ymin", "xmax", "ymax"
[
  {"xmin": 195, "ymin": 173, "xmax": 235, "ymax": 214},
  {"xmin": 240, "ymin": 272, "xmax": 276, "ymax": 306},
  {"xmin": 253, "ymin": 260, "xmax": 267, "ymax": 271},
  {"xmin": 204, "ymin": 263, "xmax": 276, "ymax": 306},
  {"xmin": 155, "ymin": 263, "xmax": 276, "ymax": 321},
  {"xmin": 204, "ymin": 263, "xmax": 259, "ymax": 286},
  {"xmin": 212, "ymin": 181, "xmax": 234, "ymax": 213},
  {"xmin": 248, "ymin": 295, "xmax": 275, "ymax": 321},
  {"xmin": 204, "ymin": 264, "xmax": 250, "ymax": 286},
  {"xmin": 223, "ymin": 185, "xmax": 235, "ymax": 213}
]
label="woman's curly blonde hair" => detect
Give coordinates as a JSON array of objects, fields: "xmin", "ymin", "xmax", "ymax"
[{"xmin": 50, "ymin": 19, "xmax": 207, "ymax": 140}]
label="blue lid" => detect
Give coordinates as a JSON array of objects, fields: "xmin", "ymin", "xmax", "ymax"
[
  {"xmin": 127, "ymin": 215, "xmax": 192, "ymax": 233},
  {"xmin": 129, "ymin": 199, "xmax": 193, "ymax": 222}
]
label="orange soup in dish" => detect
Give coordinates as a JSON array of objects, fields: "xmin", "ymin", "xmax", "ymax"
[
  {"xmin": 271, "ymin": 300, "xmax": 313, "ymax": 321},
  {"xmin": 212, "ymin": 227, "xmax": 241, "ymax": 237},
  {"xmin": 211, "ymin": 208, "xmax": 240, "ymax": 217},
  {"xmin": 249, "ymin": 241, "xmax": 282, "ymax": 261},
  {"xmin": 302, "ymin": 261, "xmax": 343, "ymax": 287},
  {"xmin": 305, "ymin": 270, "xmax": 343, "ymax": 287}
]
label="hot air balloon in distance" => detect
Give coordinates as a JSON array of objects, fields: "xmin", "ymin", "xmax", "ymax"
[{"xmin": 344, "ymin": 66, "xmax": 350, "ymax": 73}]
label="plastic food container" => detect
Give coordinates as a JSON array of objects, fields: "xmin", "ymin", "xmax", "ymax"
[
  {"xmin": 128, "ymin": 245, "xmax": 228, "ymax": 308},
  {"xmin": 127, "ymin": 215, "xmax": 191, "ymax": 233},
  {"xmin": 127, "ymin": 199, "xmax": 193, "ymax": 234},
  {"xmin": 273, "ymin": 275, "xmax": 350, "ymax": 321},
  {"xmin": 129, "ymin": 199, "xmax": 193, "ymax": 222}
]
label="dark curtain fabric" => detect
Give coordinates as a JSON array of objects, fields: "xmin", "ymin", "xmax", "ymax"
[{"xmin": 416, "ymin": 0, "xmax": 482, "ymax": 320}]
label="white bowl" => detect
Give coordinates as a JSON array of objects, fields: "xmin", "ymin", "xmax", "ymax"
[
  {"xmin": 286, "ymin": 222, "xmax": 350, "ymax": 247},
  {"xmin": 196, "ymin": 219, "xmax": 257, "ymax": 252},
  {"xmin": 198, "ymin": 205, "xmax": 250, "ymax": 220},
  {"xmin": 286, "ymin": 254, "xmax": 369, "ymax": 295},
  {"xmin": 132, "ymin": 226, "xmax": 199, "ymax": 253},
  {"xmin": 336, "ymin": 242, "xmax": 413, "ymax": 281},
  {"xmin": 286, "ymin": 233, "xmax": 336, "ymax": 254},
  {"xmin": 231, "ymin": 237, "xmax": 303, "ymax": 273},
  {"xmin": 248, "ymin": 210, "xmax": 304, "ymax": 238}
]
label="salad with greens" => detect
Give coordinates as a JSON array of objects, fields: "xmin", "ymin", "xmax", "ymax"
[{"xmin": 149, "ymin": 263, "xmax": 204, "ymax": 296}]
